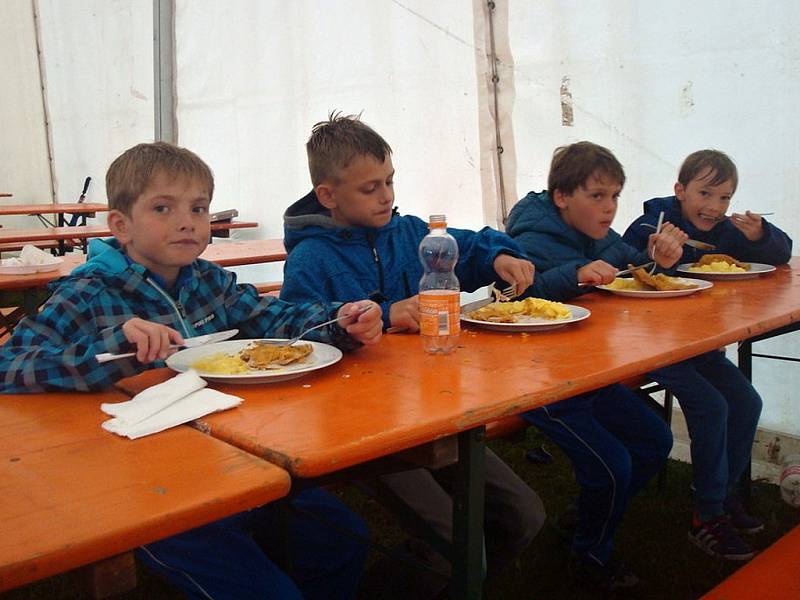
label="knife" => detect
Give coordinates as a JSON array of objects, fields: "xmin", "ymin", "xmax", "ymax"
[
  {"xmin": 95, "ymin": 328, "xmax": 239, "ymax": 363},
  {"xmin": 640, "ymin": 223, "xmax": 716, "ymax": 251}
]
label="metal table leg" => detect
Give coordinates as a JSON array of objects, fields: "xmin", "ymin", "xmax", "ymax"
[{"xmin": 450, "ymin": 426, "xmax": 486, "ymax": 600}]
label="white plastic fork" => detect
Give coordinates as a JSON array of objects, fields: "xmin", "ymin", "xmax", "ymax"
[
  {"xmin": 648, "ymin": 211, "xmax": 665, "ymax": 274},
  {"xmin": 262, "ymin": 304, "xmax": 375, "ymax": 346}
]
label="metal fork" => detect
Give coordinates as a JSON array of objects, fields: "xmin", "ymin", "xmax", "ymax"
[
  {"xmin": 264, "ymin": 304, "xmax": 374, "ymax": 346},
  {"xmin": 639, "ymin": 223, "xmax": 716, "ymax": 250},
  {"xmin": 489, "ymin": 281, "xmax": 517, "ymax": 302}
]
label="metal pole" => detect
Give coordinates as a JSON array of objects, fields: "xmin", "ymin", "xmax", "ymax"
[{"xmin": 153, "ymin": 0, "xmax": 176, "ymax": 143}]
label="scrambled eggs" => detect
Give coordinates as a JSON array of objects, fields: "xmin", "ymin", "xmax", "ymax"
[
  {"xmin": 467, "ymin": 298, "xmax": 571, "ymax": 323},
  {"xmin": 688, "ymin": 261, "xmax": 747, "ymax": 273}
]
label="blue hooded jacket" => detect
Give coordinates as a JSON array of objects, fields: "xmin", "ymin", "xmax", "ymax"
[
  {"xmin": 281, "ymin": 190, "xmax": 526, "ymax": 327},
  {"xmin": 506, "ymin": 190, "xmax": 650, "ymax": 302},
  {"xmin": 622, "ymin": 196, "xmax": 792, "ymax": 265},
  {"xmin": 0, "ymin": 237, "xmax": 356, "ymax": 393}
]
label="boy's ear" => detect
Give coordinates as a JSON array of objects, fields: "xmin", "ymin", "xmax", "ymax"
[
  {"xmin": 552, "ymin": 189, "xmax": 569, "ymax": 210},
  {"xmin": 315, "ymin": 184, "xmax": 338, "ymax": 210},
  {"xmin": 674, "ymin": 182, "xmax": 685, "ymax": 201},
  {"xmin": 107, "ymin": 210, "xmax": 132, "ymax": 243}
]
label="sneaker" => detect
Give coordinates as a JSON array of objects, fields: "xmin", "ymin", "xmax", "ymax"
[
  {"xmin": 689, "ymin": 513, "xmax": 755, "ymax": 561},
  {"xmin": 724, "ymin": 496, "xmax": 765, "ymax": 534},
  {"xmin": 573, "ymin": 556, "xmax": 640, "ymax": 592}
]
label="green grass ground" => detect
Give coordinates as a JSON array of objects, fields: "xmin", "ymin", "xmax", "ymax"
[{"xmin": 3, "ymin": 427, "xmax": 798, "ymax": 600}]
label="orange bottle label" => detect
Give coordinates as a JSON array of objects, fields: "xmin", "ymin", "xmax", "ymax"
[{"xmin": 419, "ymin": 290, "xmax": 460, "ymax": 337}]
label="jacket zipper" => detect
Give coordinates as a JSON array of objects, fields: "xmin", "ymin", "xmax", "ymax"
[
  {"xmin": 366, "ymin": 232, "xmax": 386, "ymax": 295},
  {"xmin": 145, "ymin": 277, "xmax": 192, "ymax": 338}
]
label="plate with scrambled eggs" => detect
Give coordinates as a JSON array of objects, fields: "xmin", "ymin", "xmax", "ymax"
[
  {"xmin": 166, "ymin": 339, "xmax": 343, "ymax": 383},
  {"xmin": 461, "ymin": 297, "xmax": 590, "ymax": 332},
  {"xmin": 597, "ymin": 276, "xmax": 712, "ymax": 298},
  {"xmin": 677, "ymin": 261, "xmax": 776, "ymax": 280}
]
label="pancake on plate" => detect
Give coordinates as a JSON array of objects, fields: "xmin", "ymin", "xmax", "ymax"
[
  {"xmin": 467, "ymin": 297, "xmax": 571, "ymax": 323},
  {"xmin": 628, "ymin": 265, "xmax": 699, "ymax": 291}
]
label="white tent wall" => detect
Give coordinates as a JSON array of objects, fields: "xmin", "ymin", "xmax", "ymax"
[
  {"xmin": 508, "ymin": 0, "xmax": 800, "ymax": 435},
  {"xmin": 0, "ymin": 0, "xmax": 52, "ymax": 229},
  {"xmin": 174, "ymin": 0, "xmax": 486, "ymax": 284},
  {"xmin": 36, "ymin": 0, "xmax": 153, "ymax": 215}
]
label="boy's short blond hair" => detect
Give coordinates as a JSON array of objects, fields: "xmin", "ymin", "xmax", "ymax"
[
  {"xmin": 306, "ymin": 112, "xmax": 392, "ymax": 186},
  {"xmin": 548, "ymin": 141, "xmax": 626, "ymax": 195},
  {"xmin": 678, "ymin": 149, "xmax": 738, "ymax": 193},
  {"xmin": 106, "ymin": 142, "xmax": 214, "ymax": 215}
]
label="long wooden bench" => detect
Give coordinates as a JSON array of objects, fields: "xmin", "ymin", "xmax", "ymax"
[{"xmin": 701, "ymin": 524, "xmax": 800, "ymax": 599}]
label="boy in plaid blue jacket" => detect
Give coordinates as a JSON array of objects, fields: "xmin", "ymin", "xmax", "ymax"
[{"xmin": 0, "ymin": 142, "xmax": 382, "ymax": 600}]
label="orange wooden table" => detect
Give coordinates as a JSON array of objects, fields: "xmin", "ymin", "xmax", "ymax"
[
  {"xmin": 198, "ymin": 238, "xmax": 286, "ymax": 266},
  {"xmin": 0, "ymin": 202, "xmax": 108, "ymax": 219},
  {"xmin": 116, "ymin": 260, "xmax": 800, "ymax": 599},
  {"xmin": 0, "ymin": 388, "xmax": 290, "ymax": 593}
]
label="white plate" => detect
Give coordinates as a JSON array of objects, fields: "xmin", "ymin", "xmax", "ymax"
[
  {"xmin": 0, "ymin": 257, "xmax": 62, "ymax": 275},
  {"xmin": 596, "ymin": 277, "xmax": 713, "ymax": 298},
  {"xmin": 676, "ymin": 262, "xmax": 776, "ymax": 280},
  {"xmin": 460, "ymin": 299, "xmax": 591, "ymax": 332},
  {"xmin": 166, "ymin": 339, "xmax": 343, "ymax": 384}
]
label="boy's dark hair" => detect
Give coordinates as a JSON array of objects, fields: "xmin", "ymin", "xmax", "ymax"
[
  {"xmin": 548, "ymin": 141, "xmax": 626, "ymax": 195},
  {"xmin": 677, "ymin": 149, "xmax": 738, "ymax": 192},
  {"xmin": 306, "ymin": 111, "xmax": 392, "ymax": 186},
  {"xmin": 106, "ymin": 142, "xmax": 214, "ymax": 215}
]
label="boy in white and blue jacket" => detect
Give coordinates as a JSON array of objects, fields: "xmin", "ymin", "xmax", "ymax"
[
  {"xmin": 281, "ymin": 112, "xmax": 545, "ymax": 590},
  {"xmin": 0, "ymin": 142, "xmax": 383, "ymax": 600},
  {"xmin": 507, "ymin": 141, "xmax": 686, "ymax": 592},
  {"xmin": 622, "ymin": 150, "xmax": 793, "ymax": 562}
]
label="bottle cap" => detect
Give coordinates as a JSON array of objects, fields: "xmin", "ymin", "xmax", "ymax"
[{"xmin": 429, "ymin": 214, "xmax": 447, "ymax": 228}]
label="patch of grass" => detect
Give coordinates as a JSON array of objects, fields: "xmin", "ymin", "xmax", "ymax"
[{"xmin": 3, "ymin": 427, "xmax": 798, "ymax": 599}]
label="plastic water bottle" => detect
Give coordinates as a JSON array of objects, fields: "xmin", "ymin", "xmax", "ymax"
[
  {"xmin": 779, "ymin": 454, "xmax": 800, "ymax": 508},
  {"xmin": 418, "ymin": 214, "xmax": 460, "ymax": 354}
]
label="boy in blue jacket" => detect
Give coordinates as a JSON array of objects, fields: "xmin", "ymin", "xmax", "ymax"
[
  {"xmin": 0, "ymin": 142, "xmax": 383, "ymax": 600},
  {"xmin": 622, "ymin": 150, "xmax": 793, "ymax": 561},
  {"xmin": 506, "ymin": 141, "xmax": 684, "ymax": 591},
  {"xmin": 281, "ymin": 112, "xmax": 545, "ymax": 590}
]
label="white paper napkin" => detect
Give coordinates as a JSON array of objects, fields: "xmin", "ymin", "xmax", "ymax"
[
  {"xmin": 19, "ymin": 244, "xmax": 61, "ymax": 266},
  {"xmin": 101, "ymin": 370, "xmax": 243, "ymax": 439}
]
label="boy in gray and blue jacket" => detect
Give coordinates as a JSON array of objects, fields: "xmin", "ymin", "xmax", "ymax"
[
  {"xmin": 281, "ymin": 113, "xmax": 545, "ymax": 592},
  {"xmin": 0, "ymin": 142, "xmax": 383, "ymax": 600}
]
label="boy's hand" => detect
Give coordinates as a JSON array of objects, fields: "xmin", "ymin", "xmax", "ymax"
[
  {"xmin": 648, "ymin": 222, "xmax": 688, "ymax": 268},
  {"xmin": 731, "ymin": 211, "xmax": 765, "ymax": 241},
  {"xmin": 577, "ymin": 260, "xmax": 617, "ymax": 286},
  {"xmin": 122, "ymin": 318, "xmax": 184, "ymax": 363},
  {"xmin": 493, "ymin": 254, "xmax": 535, "ymax": 296},
  {"xmin": 337, "ymin": 301, "xmax": 382, "ymax": 346},
  {"xmin": 389, "ymin": 296, "xmax": 420, "ymax": 332}
]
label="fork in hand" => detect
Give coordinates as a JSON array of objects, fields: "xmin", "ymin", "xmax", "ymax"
[
  {"xmin": 648, "ymin": 211, "xmax": 665, "ymax": 274},
  {"xmin": 266, "ymin": 304, "xmax": 375, "ymax": 346},
  {"xmin": 489, "ymin": 281, "xmax": 518, "ymax": 302}
]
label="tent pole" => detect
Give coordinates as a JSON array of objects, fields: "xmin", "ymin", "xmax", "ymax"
[
  {"xmin": 153, "ymin": 0, "xmax": 176, "ymax": 143},
  {"xmin": 31, "ymin": 0, "xmax": 57, "ymax": 204}
]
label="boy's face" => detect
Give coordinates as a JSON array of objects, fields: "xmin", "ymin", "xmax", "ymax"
[
  {"xmin": 553, "ymin": 171, "xmax": 621, "ymax": 240},
  {"xmin": 108, "ymin": 171, "xmax": 211, "ymax": 286},
  {"xmin": 675, "ymin": 169, "xmax": 735, "ymax": 231},
  {"xmin": 316, "ymin": 154, "xmax": 395, "ymax": 228}
]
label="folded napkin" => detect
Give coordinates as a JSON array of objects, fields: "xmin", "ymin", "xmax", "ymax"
[
  {"xmin": 101, "ymin": 370, "xmax": 242, "ymax": 439},
  {"xmin": 3, "ymin": 245, "xmax": 62, "ymax": 267}
]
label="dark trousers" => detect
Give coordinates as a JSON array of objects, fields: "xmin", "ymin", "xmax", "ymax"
[
  {"xmin": 137, "ymin": 486, "xmax": 368, "ymax": 600},
  {"xmin": 523, "ymin": 384, "xmax": 672, "ymax": 565}
]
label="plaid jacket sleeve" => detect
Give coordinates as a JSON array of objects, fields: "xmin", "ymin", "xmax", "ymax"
[
  {"xmin": 0, "ymin": 284, "xmax": 149, "ymax": 393},
  {"xmin": 196, "ymin": 266, "xmax": 362, "ymax": 352}
]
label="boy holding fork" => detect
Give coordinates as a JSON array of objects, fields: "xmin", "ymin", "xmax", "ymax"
[
  {"xmin": 506, "ymin": 141, "xmax": 685, "ymax": 591},
  {"xmin": 622, "ymin": 150, "xmax": 793, "ymax": 561},
  {"xmin": 0, "ymin": 142, "xmax": 383, "ymax": 599},
  {"xmin": 280, "ymin": 112, "xmax": 545, "ymax": 594}
]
